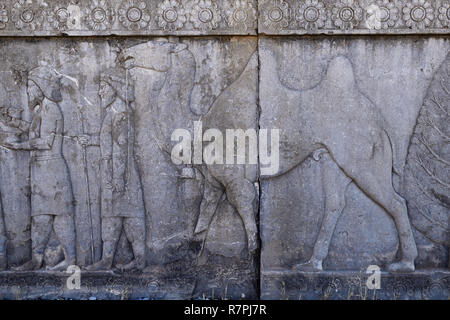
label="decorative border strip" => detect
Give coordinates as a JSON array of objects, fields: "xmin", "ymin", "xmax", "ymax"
[
  {"xmin": 0, "ymin": 1, "xmax": 448, "ymax": 36},
  {"xmin": 259, "ymin": 0, "xmax": 450, "ymax": 35},
  {"xmin": 0, "ymin": 0, "xmax": 258, "ymax": 36}
]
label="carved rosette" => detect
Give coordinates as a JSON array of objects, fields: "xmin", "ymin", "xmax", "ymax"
[
  {"xmin": 47, "ymin": 2, "xmax": 72, "ymax": 31},
  {"xmin": 187, "ymin": 0, "xmax": 222, "ymax": 31},
  {"xmin": 83, "ymin": 0, "xmax": 115, "ymax": 31},
  {"xmin": 437, "ymin": 1, "xmax": 450, "ymax": 28},
  {"xmin": 261, "ymin": 0, "xmax": 291, "ymax": 31},
  {"xmin": 295, "ymin": 0, "xmax": 327, "ymax": 31},
  {"xmin": 10, "ymin": 0, "xmax": 44, "ymax": 31},
  {"xmin": 156, "ymin": 0, "xmax": 187, "ymax": 31},
  {"xmin": 402, "ymin": 0, "xmax": 435, "ymax": 30},
  {"xmin": 331, "ymin": 0, "xmax": 363, "ymax": 31},
  {"xmin": 224, "ymin": 0, "xmax": 257, "ymax": 32},
  {"xmin": 366, "ymin": 0, "xmax": 400, "ymax": 30},
  {"xmin": 118, "ymin": 0, "xmax": 151, "ymax": 30},
  {"xmin": 0, "ymin": 1, "xmax": 447, "ymax": 34},
  {"xmin": 0, "ymin": 4, "xmax": 8, "ymax": 30}
]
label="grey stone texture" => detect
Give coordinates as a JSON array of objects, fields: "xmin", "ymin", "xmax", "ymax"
[{"xmin": 0, "ymin": 0, "xmax": 448, "ymax": 300}]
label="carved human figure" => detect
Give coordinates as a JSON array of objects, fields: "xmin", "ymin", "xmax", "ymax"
[
  {"xmin": 0, "ymin": 66, "xmax": 76, "ymax": 271},
  {"xmin": 86, "ymin": 68, "xmax": 146, "ymax": 271}
]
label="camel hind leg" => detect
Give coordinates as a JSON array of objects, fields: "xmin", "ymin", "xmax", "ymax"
[{"xmin": 339, "ymin": 133, "xmax": 418, "ymax": 273}]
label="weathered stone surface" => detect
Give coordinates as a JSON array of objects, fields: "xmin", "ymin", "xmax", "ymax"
[
  {"xmin": 0, "ymin": 36, "xmax": 259, "ymax": 299},
  {"xmin": 261, "ymin": 270, "xmax": 450, "ymax": 300},
  {"xmin": 0, "ymin": 0, "xmax": 258, "ymax": 36},
  {"xmin": 259, "ymin": 0, "xmax": 450, "ymax": 35},
  {"xmin": 259, "ymin": 36, "xmax": 449, "ymax": 281},
  {"xmin": 0, "ymin": 0, "xmax": 448, "ymax": 301}
]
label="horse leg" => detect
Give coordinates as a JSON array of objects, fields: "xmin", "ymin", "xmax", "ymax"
[
  {"xmin": 294, "ymin": 153, "xmax": 350, "ymax": 272},
  {"xmin": 225, "ymin": 178, "xmax": 258, "ymax": 254}
]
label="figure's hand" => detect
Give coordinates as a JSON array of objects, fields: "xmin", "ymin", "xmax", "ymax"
[
  {"xmin": 1, "ymin": 141, "xmax": 24, "ymax": 150},
  {"xmin": 29, "ymin": 139, "xmax": 40, "ymax": 149},
  {"xmin": 113, "ymin": 178, "xmax": 126, "ymax": 193},
  {"xmin": 0, "ymin": 108, "xmax": 12, "ymax": 124},
  {"xmin": 104, "ymin": 179, "xmax": 114, "ymax": 191},
  {"xmin": 77, "ymin": 134, "xmax": 91, "ymax": 147}
]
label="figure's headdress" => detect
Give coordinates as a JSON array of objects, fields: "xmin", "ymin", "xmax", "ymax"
[
  {"xmin": 99, "ymin": 67, "xmax": 135, "ymax": 103},
  {"xmin": 28, "ymin": 66, "xmax": 62, "ymax": 103}
]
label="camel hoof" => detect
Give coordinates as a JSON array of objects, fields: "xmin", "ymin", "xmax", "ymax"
[
  {"xmin": 292, "ymin": 260, "xmax": 323, "ymax": 272},
  {"xmin": 387, "ymin": 261, "xmax": 415, "ymax": 273}
]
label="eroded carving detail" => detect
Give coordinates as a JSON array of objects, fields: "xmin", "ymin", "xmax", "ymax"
[
  {"xmin": 156, "ymin": 0, "xmax": 187, "ymax": 31},
  {"xmin": 295, "ymin": 0, "xmax": 327, "ymax": 31},
  {"xmin": 187, "ymin": 0, "xmax": 222, "ymax": 31},
  {"xmin": 402, "ymin": 0, "xmax": 435, "ymax": 30},
  {"xmin": 118, "ymin": 0, "xmax": 151, "ymax": 30},
  {"xmin": 225, "ymin": 0, "xmax": 257, "ymax": 31},
  {"xmin": 0, "ymin": 3, "xmax": 8, "ymax": 29},
  {"xmin": 11, "ymin": 0, "xmax": 44, "ymax": 31},
  {"xmin": 261, "ymin": 0, "xmax": 291, "ymax": 31},
  {"xmin": 83, "ymin": 0, "xmax": 115, "ymax": 31},
  {"xmin": 331, "ymin": 0, "xmax": 363, "ymax": 30}
]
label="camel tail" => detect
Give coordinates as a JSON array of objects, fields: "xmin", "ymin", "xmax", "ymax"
[{"xmin": 383, "ymin": 128, "xmax": 403, "ymax": 176}]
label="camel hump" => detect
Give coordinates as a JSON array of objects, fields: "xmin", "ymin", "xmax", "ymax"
[{"xmin": 324, "ymin": 55, "xmax": 356, "ymax": 91}]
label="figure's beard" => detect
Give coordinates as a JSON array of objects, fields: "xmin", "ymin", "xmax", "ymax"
[
  {"xmin": 28, "ymin": 96, "xmax": 43, "ymax": 111},
  {"xmin": 100, "ymin": 95, "xmax": 115, "ymax": 108}
]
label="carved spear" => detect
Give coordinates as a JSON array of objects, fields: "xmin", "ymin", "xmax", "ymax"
[
  {"xmin": 78, "ymin": 108, "xmax": 96, "ymax": 265},
  {"xmin": 62, "ymin": 74, "xmax": 96, "ymax": 265}
]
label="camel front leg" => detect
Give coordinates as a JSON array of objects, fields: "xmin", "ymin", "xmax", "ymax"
[{"xmin": 293, "ymin": 153, "xmax": 351, "ymax": 272}]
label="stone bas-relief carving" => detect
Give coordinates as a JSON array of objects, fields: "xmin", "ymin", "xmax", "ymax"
[
  {"xmin": 0, "ymin": 3, "xmax": 448, "ymax": 299},
  {"xmin": 0, "ymin": 1, "xmax": 448, "ymax": 36},
  {"xmin": 259, "ymin": 0, "xmax": 450, "ymax": 34},
  {"xmin": 404, "ymin": 53, "xmax": 449, "ymax": 268},
  {"xmin": 0, "ymin": 0, "xmax": 259, "ymax": 35},
  {"xmin": 85, "ymin": 67, "xmax": 146, "ymax": 272},
  {"xmin": 260, "ymin": 49, "xmax": 418, "ymax": 273},
  {"xmin": 0, "ymin": 66, "xmax": 76, "ymax": 272},
  {"xmin": 0, "ymin": 36, "xmax": 260, "ymax": 299},
  {"xmin": 260, "ymin": 36, "xmax": 449, "ymax": 299}
]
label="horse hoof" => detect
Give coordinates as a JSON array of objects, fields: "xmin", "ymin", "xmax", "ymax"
[{"xmin": 387, "ymin": 261, "xmax": 415, "ymax": 273}]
